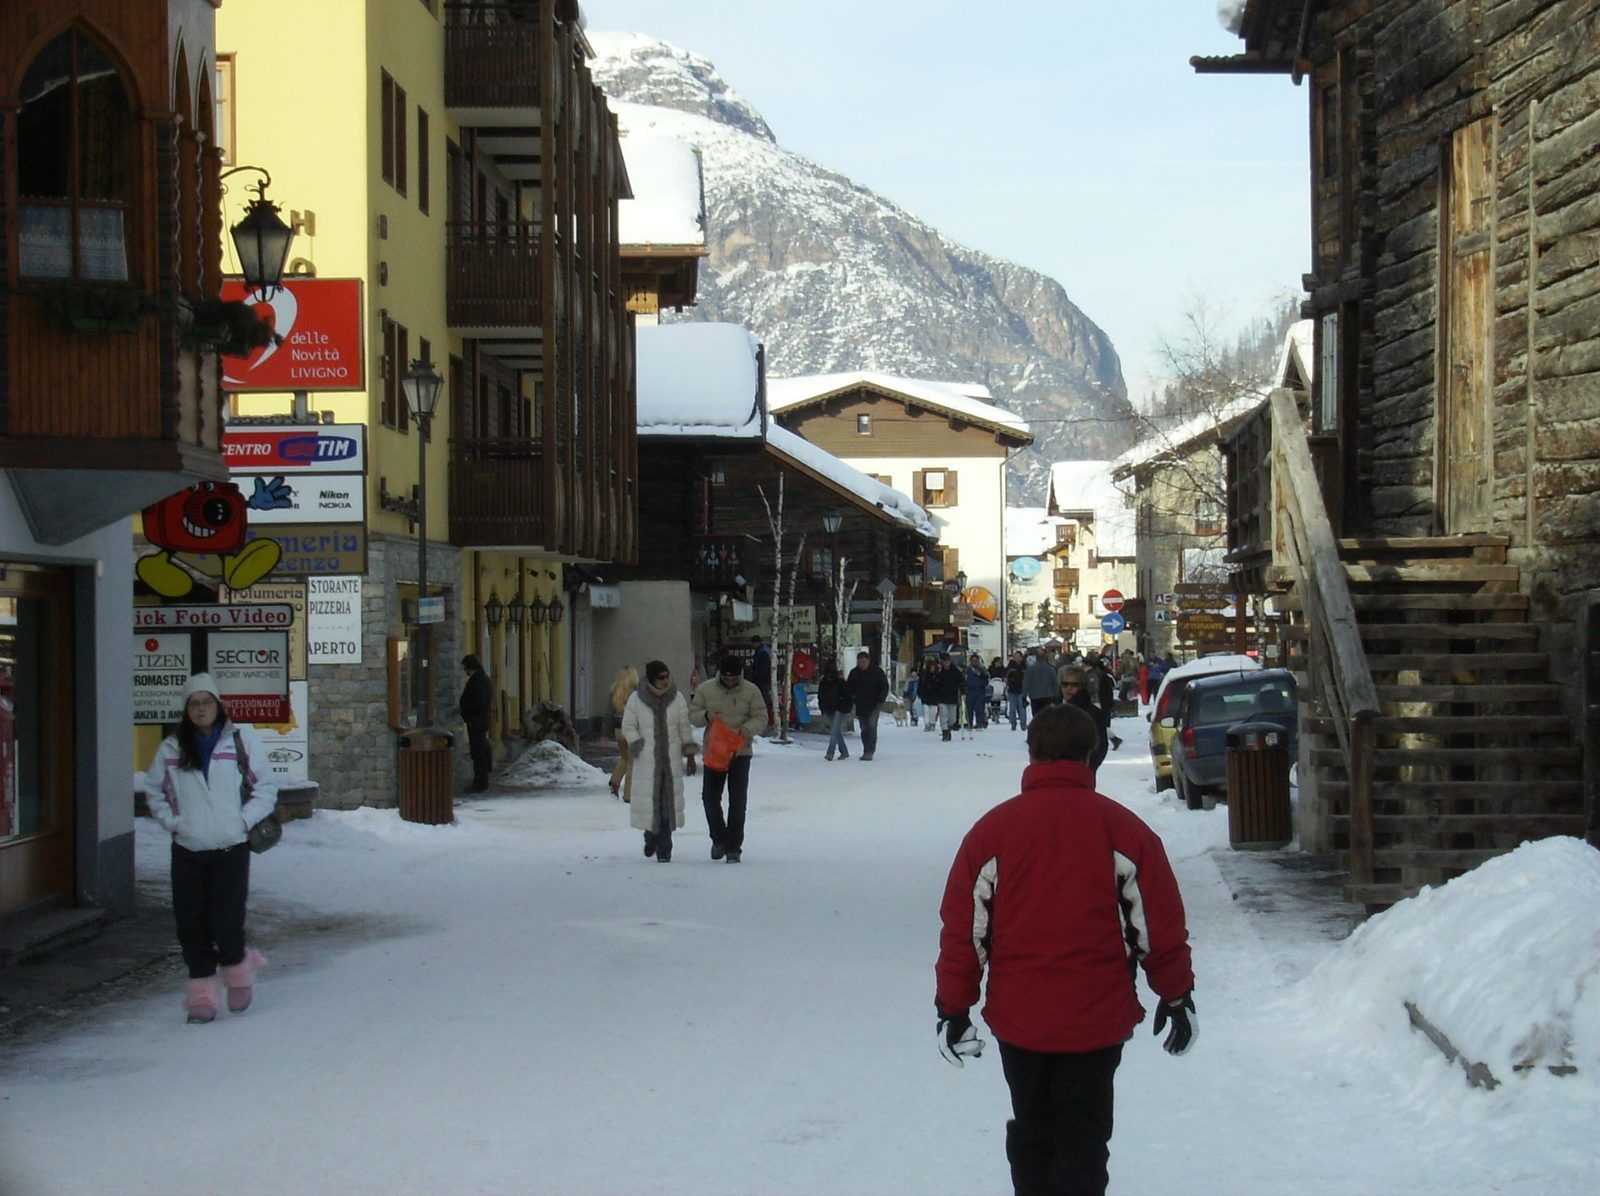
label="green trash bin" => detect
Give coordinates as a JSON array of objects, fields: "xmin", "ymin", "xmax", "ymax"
[
  {"xmin": 397, "ymin": 727, "xmax": 455, "ymax": 825},
  {"xmin": 1225, "ymin": 721, "xmax": 1292, "ymax": 850}
]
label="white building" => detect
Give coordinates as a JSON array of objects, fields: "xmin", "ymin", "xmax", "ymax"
[
  {"xmin": 768, "ymin": 373, "xmax": 1033, "ymax": 660},
  {"xmin": 1047, "ymin": 461, "xmax": 1139, "ymax": 654},
  {"xmin": 1003, "ymin": 506, "xmax": 1060, "ymax": 648}
]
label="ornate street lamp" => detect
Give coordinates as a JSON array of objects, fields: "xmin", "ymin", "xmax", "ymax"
[
  {"xmin": 821, "ymin": 508, "xmax": 844, "ymax": 536},
  {"xmin": 529, "ymin": 595, "xmax": 549, "ymax": 625},
  {"xmin": 547, "ymin": 596, "xmax": 566, "ymax": 624},
  {"xmin": 506, "ymin": 594, "xmax": 525, "ymax": 629},
  {"xmin": 401, "ymin": 359, "xmax": 444, "ymax": 729},
  {"xmin": 484, "ymin": 591, "xmax": 504, "ymax": 630},
  {"xmin": 221, "ymin": 166, "xmax": 295, "ymax": 298}
]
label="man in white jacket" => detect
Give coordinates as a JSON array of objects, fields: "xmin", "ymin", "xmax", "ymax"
[{"xmin": 143, "ymin": 673, "xmax": 278, "ymax": 1022}]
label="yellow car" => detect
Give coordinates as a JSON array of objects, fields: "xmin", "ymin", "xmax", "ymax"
[{"xmin": 1147, "ymin": 654, "xmax": 1260, "ymax": 791}]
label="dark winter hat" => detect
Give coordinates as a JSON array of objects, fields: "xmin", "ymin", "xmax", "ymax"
[
  {"xmin": 645, "ymin": 660, "xmax": 670, "ymax": 683},
  {"xmin": 718, "ymin": 655, "xmax": 744, "ymax": 677}
]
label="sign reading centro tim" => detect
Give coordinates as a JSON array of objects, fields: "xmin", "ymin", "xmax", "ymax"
[{"xmin": 220, "ymin": 277, "xmax": 365, "ymax": 392}]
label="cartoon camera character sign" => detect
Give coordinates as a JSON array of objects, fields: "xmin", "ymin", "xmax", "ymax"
[{"xmin": 136, "ymin": 480, "xmax": 286, "ymax": 598}]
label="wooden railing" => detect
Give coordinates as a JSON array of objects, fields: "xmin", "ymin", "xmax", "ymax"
[
  {"xmin": 448, "ymin": 437, "xmax": 546, "ymax": 547},
  {"xmin": 1268, "ymin": 388, "xmax": 1381, "ymax": 883},
  {"xmin": 447, "ymin": 220, "xmax": 543, "ymax": 329},
  {"xmin": 443, "ymin": 3, "xmax": 541, "ymax": 111},
  {"xmin": 1053, "ymin": 566, "xmax": 1079, "ymax": 591}
]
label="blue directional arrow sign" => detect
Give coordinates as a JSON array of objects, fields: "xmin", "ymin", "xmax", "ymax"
[{"xmin": 1100, "ymin": 611, "xmax": 1126, "ymax": 635}]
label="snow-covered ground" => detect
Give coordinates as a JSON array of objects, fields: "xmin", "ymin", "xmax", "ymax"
[{"xmin": 2, "ymin": 718, "xmax": 1596, "ymax": 1195}]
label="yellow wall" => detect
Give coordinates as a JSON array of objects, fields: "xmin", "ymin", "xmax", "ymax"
[{"xmin": 218, "ymin": 0, "xmax": 454, "ymax": 539}]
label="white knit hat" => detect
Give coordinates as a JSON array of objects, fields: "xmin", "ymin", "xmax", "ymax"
[{"xmin": 181, "ymin": 673, "xmax": 221, "ymax": 704}]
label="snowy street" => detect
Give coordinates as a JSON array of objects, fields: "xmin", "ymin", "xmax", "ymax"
[{"xmin": 2, "ymin": 719, "xmax": 1595, "ymax": 1195}]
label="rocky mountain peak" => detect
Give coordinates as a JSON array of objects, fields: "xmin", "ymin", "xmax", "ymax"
[{"xmin": 588, "ymin": 32, "xmax": 774, "ymax": 143}]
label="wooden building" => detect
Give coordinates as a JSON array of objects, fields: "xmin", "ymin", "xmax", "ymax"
[
  {"xmin": 1, "ymin": 1, "xmax": 226, "ymax": 932},
  {"xmin": 1198, "ymin": 0, "xmax": 1600, "ymax": 909}
]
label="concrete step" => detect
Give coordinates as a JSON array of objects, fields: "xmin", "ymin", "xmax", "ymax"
[{"xmin": 0, "ymin": 902, "xmax": 108, "ymax": 967}]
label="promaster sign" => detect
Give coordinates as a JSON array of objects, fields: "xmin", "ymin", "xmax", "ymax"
[{"xmin": 221, "ymin": 278, "xmax": 365, "ymax": 392}]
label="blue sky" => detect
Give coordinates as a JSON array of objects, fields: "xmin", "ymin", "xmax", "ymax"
[{"xmin": 583, "ymin": 1, "xmax": 1310, "ymax": 403}]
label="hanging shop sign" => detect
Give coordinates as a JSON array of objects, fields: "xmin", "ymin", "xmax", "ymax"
[
  {"xmin": 220, "ymin": 278, "xmax": 366, "ymax": 392},
  {"xmin": 134, "ymin": 603, "xmax": 293, "ymax": 630},
  {"xmin": 958, "ymin": 587, "xmax": 998, "ymax": 623},
  {"xmin": 223, "ymin": 424, "xmax": 367, "ymax": 474},
  {"xmin": 251, "ymin": 681, "xmax": 310, "ymax": 784},
  {"xmin": 308, "ymin": 576, "xmax": 363, "ymax": 664},
  {"xmin": 245, "ymin": 523, "xmax": 367, "ymax": 577},
  {"xmin": 238, "ymin": 474, "xmax": 364, "ymax": 525},
  {"xmin": 133, "ymin": 634, "xmax": 194, "ymax": 724}
]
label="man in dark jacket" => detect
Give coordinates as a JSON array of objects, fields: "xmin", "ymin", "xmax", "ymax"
[
  {"xmin": 459, "ymin": 655, "xmax": 493, "ymax": 792},
  {"xmin": 844, "ymin": 650, "xmax": 889, "ymax": 761},
  {"xmin": 1004, "ymin": 652, "xmax": 1028, "ymax": 731},
  {"xmin": 1022, "ymin": 652, "xmax": 1060, "ymax": 718},
  {"xmin": 933, "ymin": 656, "xmax": 964, "ymax": 742},
  {"xmin": 749, "ymin": 636, "xmax": 774, "ymax": 730},
  {"xmin": 935, "ymin": 703, "xmax": 1195, "ymax": 1196},
  {"xmin": 1059, "ymin": 664, "xmax": 1110, "ymax": 773}
]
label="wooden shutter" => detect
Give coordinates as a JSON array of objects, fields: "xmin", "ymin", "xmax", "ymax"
[
  {"xmin": 381, "ymin": 72, "xmax": 395, "ymax": 185},
  {"xmin": 913, "ymin": 469, "xmax": 926, "ymax": 506},
  {"xmin": 397, "ymin": 325, "xmax": 410, "ymax": 434},
  {"xmin": 417, "ymin": 109, "xmax": 430, "ymax": 214},
  {"xmin": 382, "ymin": 317, "xmax": 397, "ymax": 427},
  {"xmin": 945, "ymin": 470, "xmax": 959, "ymax": 507},
  {"xmin": 394, "ymin": 83, "xmax": 408, "ymax": 197},
  {"xmin": 1439, "ymin": 115, "xmax": 1495, "ymax": 533}
]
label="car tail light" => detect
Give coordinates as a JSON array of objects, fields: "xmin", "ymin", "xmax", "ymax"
[{"xmin": 1179, "ymin": 726, "xmax": 1196, "ymax": 755}]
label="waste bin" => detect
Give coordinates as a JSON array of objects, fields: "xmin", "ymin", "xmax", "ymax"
[
  {"xmin": 398, "ymin": 727, "xmax": 456, "ymax": 825},
  {"xmin": 1225, "ymin": 721, "xmax": 1292, "ymax": 850}
]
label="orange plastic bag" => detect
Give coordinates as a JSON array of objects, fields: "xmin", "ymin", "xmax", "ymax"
[{"xmin": 702, "ymin": 716, "xmax": 743, "ymax": 773}]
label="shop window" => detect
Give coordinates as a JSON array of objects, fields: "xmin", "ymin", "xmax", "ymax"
[{"xmin": 17, "ymin": 30, "xmax": 135, "ymax": 281}]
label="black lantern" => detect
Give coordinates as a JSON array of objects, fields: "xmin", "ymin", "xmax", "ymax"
[
  {"xmin": 506, "ymin": 594, "xmax": 525, "ymax": 629},
  {"xmin": 821, "ymin": 508, "xmax": 844, "ymax": 536},
  {"xmin": 484, "ymin": 592, "xmax": 504, "ymax": 629},
  {"xmin": 547, "ymin": 596, "xmax": 565, "ymax": 624},
  {"xmin": 529, "ymin": 595, "xmax": 548, "ymax": 625},
  {"xmin": 956, "ymin": 570, "xmax": 968, "ymax": 592},
  {"xmin": 223, "ymin": 167, "xmax": 295, "ymax": 298},
  {"xmin": 402, "ymin": 359, "xmax": 444, "ymax": 423}
]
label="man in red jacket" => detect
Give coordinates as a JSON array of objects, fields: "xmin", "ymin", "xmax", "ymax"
[{"xmin": 935, "ymin": 702, "xmax": 1196, "ymax": 1196}]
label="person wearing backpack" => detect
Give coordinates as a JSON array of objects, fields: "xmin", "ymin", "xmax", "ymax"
[{"xmin": 142, "ymin": 673, "xmax": 278, "ymax": 1023}]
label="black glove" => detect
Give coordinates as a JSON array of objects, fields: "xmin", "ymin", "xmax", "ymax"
[
  {"xmin": 936, "ymin": 1007, "xmax": 985, "ymax": 1067},
  {"xmin": 1153, "ymin": 992, "xmax": 1197, "ymax": 1056}
]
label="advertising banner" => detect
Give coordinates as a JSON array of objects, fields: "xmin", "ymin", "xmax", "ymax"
[
  {"xmin": 134, "ymin": 604, "xmax": 293, "ymax": 630},
  {"xmin": 133, "ymin": 633, "xmax": 193, "ymax": 724},
  {"xmin": 220, "ymin": 278, "xmax": 365, "ymax": 392},
  {"xmin": 249, "ymin": 681, "xmax": 309, "ymax": 784},
  {"xmin": 308, "ymin": 577, "xmax": 363, "ymax": 664},
  {"xmin": 223, "ymin": 424, "xmax": 366, "ymax": 474},
  {"xmin": 226, "ymin": 583, "xmax": 307, "ymax": 681},
  {"xmin": 245, "ymin": 524, "xmax": 367, "ymax": 577},
  {"xmin": 209, "ymin": 630, "xmax": 291, "ymax": 723},
  {"xmin": 240, "ymin": 474, "xmax": 364, "ymax": 525}
]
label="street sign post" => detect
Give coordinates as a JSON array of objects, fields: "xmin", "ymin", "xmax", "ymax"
[
  {"xmin": 1101, "ymin": 611, "xmax": 1126, "ymax": 635},
  {"xmin": 1101, "ymin": 589, "xmax": 1125, "ymax": 613}
]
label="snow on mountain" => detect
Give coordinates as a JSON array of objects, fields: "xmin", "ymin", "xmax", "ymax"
[{"xmin": 591, "ymin": 32, "xmax": 1136, "ymax": 503}]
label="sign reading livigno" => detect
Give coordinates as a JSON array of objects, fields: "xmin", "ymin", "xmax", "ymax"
[{"xmin": 219, "ymin": 278, "xmax": 366, "ymax": 393}]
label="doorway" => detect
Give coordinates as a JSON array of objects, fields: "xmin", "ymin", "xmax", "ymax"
[{"xmin": 0, "ymin": 565, "xmax": 76, "ymax": 915}]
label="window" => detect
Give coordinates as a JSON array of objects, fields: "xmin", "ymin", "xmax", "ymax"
[
  {"xmin": 916, "ymin": 468, "xmax": 958, "ymax": 508},
  {"xmin": 382, "ymin": 316, "xmax": 410, "ymax": 431},
  {"xmin": 810, "ymin": 547, "xmax": 835, "ymax": 576},
  {"xmin": 1089, "ymin": 594, "xmax": 1100, "ymax": 614},
  {"xmin": 18, "ymin": 31, "xmax": 134, "ymax": 280},
  {"xmin": 856, "ymin": 414, "xmax": 871, "ymax": 435},
  {"xmin": 417, "ymin": 108, "xmax": 430, "ymax": 214},
  {"xmin": 1196, "ymin": 499, "xmax": 1223, "ymax": 538},
  {"xmin": 215, "ymin": 54, "xmax": 236, "ymax": 166},
  {"xmin": 1319, "ymin": 311, "xmax": 1340, "ymax": 433},
  {"xmin": 381, "ymin": 72, "xmax": 395, "ymax": 185},
  {"xmin": 393, "ymin": 83, "xmax": 408, "ymax": 197}
]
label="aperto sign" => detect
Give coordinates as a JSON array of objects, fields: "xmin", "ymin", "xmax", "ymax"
[
  {"xmin": 223, "ymin": 425, "xmax": 366, "ymax": 474},
  {"xmin": 220, "ymin": 278, "xmax": 366, "ymax": 392}
]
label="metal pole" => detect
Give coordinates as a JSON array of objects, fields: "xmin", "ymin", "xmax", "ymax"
[{"xmin": 416, "ymin": 414, "xmax": 429, "ymax": 729}]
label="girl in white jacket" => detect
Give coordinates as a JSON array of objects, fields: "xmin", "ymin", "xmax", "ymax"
[{"xmin": 143, "ymin": 673, "xmax": 278, "ymax": 1023}]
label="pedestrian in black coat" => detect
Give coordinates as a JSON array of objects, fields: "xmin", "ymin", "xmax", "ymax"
[
  {"xmin": 1058, "ymin": 665, "xmax": 1109, "ymax": 772},
  {"xmin": 845, "ymin": 651, "xmax": 890, "ymax": 760},
  {"xmin": 459, "ymin": 655, "xmax": 493, "ymax": 792}
]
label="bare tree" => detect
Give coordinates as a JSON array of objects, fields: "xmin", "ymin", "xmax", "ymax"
[
  {"xmin": 757, "ymin": 474, "xmax": 805, "ymax": 744},
  {"xmin": 831, "ymin": 554, "xmax": 858, "ymax": 672}
]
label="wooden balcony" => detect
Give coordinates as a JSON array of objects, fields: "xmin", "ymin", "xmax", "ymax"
[
  {"xmin": 1058, "ymin": 612, "xmax": 1081, "ymax": 632},
  {"xmin": 1053, "ymin": 566, "xmax": 1079, "ymax": 591},
  {"xmin": 444, "ymin": 3, "xmax": 541, "ymax": 116},
  {"xmin": 447, "ymin": 221, "xmax": 543, "ymax": 331},
  {"xmin": 449, "ymin": 437, "xmax": 548, "ymax": 547}
]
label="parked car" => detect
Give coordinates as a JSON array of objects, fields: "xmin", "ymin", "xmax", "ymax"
[
  {"xmin": 1147, "ymin": 653, "xmax": 1261, "ymax": 791},
  {"xmin": 1167, "ymin": 668, "xmax": 1298, "ymax": 810}
]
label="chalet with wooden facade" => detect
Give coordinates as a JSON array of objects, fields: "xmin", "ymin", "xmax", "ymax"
[
  {"xmin": 768, "ymin": 373, "xmax": 1033, "ymax": 661},
  {"xmin": 1, "ymin": 1, "xmax": 228, "ymax": 933},
  {"xmin": 1198, "ymin": 0, "xmax": 1600, "ymax": 908},
  {"xmin": 217, "ymin": 0, "xmax": 635, "ymax": 804}
]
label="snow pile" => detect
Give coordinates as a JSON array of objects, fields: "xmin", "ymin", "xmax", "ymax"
[
  {"xmin": 1218, "ymin": 0, "xmax": 1247, "ymax": 34},
  {"xmin": 1296, "ymin": 837, "xmax": 1600, "ymax": 1084},
  {"xmin": 495, "ymin": 740, "xmax": 609, "ymax": 790},
  {"xmin": 619, "ymin": 133, "xmax": 705, "ymax": 247},
  {"xmin": 636, "ymin": 322, "xmax": 763, "ymax": 438}
]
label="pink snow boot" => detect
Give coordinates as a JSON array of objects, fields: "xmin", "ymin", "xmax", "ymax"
[
  {"xmin": 184, "ymin": 976, "xmax": 220, "ymax": 1024},
  {"xmin": 219, "ymin": 949, "xmax": 265, "ymax": 1014}
]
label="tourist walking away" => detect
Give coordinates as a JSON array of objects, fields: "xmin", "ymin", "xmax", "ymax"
[
  {"xmin": 609, "ymin": 665, "xmax": 639, "ymax": 800},
  {"xmin": 1005, "ymin": 652, "xmax": 1028, "ymax": 731},
  {"xmin": 749, "ymin": 635, "xmax": 774, "ymax": 731},
  {"xmin": 1023, "ymin": 651, "xmax": 1060, "ymax": 718},
  {"xmin": 965, "ymin": 659, "xmax": 991, "ymax": 731},
  {"xmin": 935, "ymin": 703, "xmax": 1196, "ymax": 1196},
  {"xmin": 818, "ymin": 660, "xmax": 853, "ymax": 760},
  {"xmin": 460, "ymin": 654, "xmax": 493, "ymax": 792},
  {"xmin": 620, "ymin": 661, "xmax": 698, "ymax": 863},
  {"xmin": 905, "ymin": 672, "xmax": 921, "ymax": 726},
  {"xmin": 919, "ymin": 656, "xmax": 944, "ymax": 734},
  {"xmin": 847, "ymin": 650, "xmax": 890, "ymax": 760},
  {"xmin": 934, "ymin": 655, "xmax": 964, "ymax": 742},
  {"xmin": 1059, "ymin": 665, "xmax": 1110, "ymax": 773},
  {"xmin": 690, "ymin": 655, "xmax": 769, "ymax": 861},
  {"xmin": 142, "ymin": 673, "xmax": 279, "ymax": 1023}
]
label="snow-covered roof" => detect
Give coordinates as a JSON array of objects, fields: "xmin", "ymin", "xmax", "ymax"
[
  {"xmin": 1004, "ymin": 506, "xmax": 1058, "ymax": 559},
  {"xmin": 635, "ymin": 323, "xmax": 763, "ymax": 439},
  {"xmin": 618, "ymin": 134, "xmax": 705, "ymax": 249},
  {"xmin": 1112, "ymin": 391, "xmax": 1266, "ymax": 477},
  {"xmin": 1277, "ymin": 319, "xmax": 1314, "ymax": 391},
  {"xmin": 764, "ymin": 423, "xmax": 936, "ymax": 539},
  {"xmin": 767, "ymin": 372, "xmax": 1032, "ymax": 441},
  {"xmin": 1047, "ymin": 461, "xmax": 1137, "ymax": 558}
]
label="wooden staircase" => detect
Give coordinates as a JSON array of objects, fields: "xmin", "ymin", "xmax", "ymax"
[{"xmin": 1281, "ymin": 534, "xmax": 1586, "ymax": 910}]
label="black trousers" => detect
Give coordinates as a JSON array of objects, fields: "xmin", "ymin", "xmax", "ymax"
[
  {"xmin": 997, "ymin": 1040, "xmax": 1123, "ymax": 1196},
  {"xmin": 171, "ymin": 841, "xmax": 251, "ymax": 979},
  {"xmin": 466, "ymin": 718, "xmax": 492, "ymax": 787},
  {"xmin": 701, "ymin": 754, "xmax": 751, "ymax": 850}
]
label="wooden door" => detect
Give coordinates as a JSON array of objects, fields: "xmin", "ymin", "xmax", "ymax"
[
  {"xmin": 0, "ymin": 566, "xmax": 75, "ymax": 915},
  {"xmin": 1438, "ymin": 116, "xmax": 1496, "ymax": 533}
]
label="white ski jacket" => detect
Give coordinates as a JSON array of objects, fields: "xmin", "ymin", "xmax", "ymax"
[{"xmin": 143, "ymin": 722, "xmax": 279, "ymax": 852}]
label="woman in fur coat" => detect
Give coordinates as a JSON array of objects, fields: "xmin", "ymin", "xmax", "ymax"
[{"xmin": 620, "ymin": 660, "xmax": 698, "ymax": 862}]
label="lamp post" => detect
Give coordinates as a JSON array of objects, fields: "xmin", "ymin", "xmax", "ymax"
[
  {"xmin": 221, "ymin": 166, "xmax": 295, "ymax": 298},
  {"xmin": 402, "ymin": 359, "xmax": 443, "ymax": 729}
]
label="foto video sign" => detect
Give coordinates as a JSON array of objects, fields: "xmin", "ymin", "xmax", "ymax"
[{"xmin": 220, "ymin": 278, "xmax": 366, "ymax": 392}]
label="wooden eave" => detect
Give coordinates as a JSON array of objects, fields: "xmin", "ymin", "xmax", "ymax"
[
  {"xmin": 1191, "ymin": 0, "xmax": 1312, "ymax": 80},
  {"xmin": 779, "ymin": 383, "xmax": 1033, "ymax": 448}
]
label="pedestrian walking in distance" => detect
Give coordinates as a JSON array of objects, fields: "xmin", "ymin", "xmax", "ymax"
[
  {"xmin": 845, "ymin": 649, "xmax": 890, "ymax": 761},
  {"xmin": 608, "ymin": 665, "xmax": 639, "ymax": 800},
  {"xmin": 459, "ymin": 654, "xmax": 493, "ymax": 793},
  {"xmin": 690, "ymin": 655, "xmax": 769, "ymax": 862},
  {"xmin": 1022, "ymin": 651, "xmax": 1060, "ymax": 720},
  {"xmin": 142, "ymin": 674, "xmax": 279, "ymax": 1023},
  {"xmin": 1005, "ymin": 651, "xmax": 1028, "ymax": 731},
  {"xmin": 749, "ymin": 635, "xmax": 774, "ymax": 732},
  {"xmin": 935, "ymin": 703, "xmax": 1196, "ymax": 1196},
  {"xmin": 818, "ymin": 660, "xmax": 853, "ymax": 761},
  {"xmin": 620, "ymin": 661, "xmax": 698, "ymax": 862}
]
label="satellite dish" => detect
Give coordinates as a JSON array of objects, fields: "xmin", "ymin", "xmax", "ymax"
[{"xmin": 1010, "ymin": 556, "xmax": 1042, "ymax": 580}]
